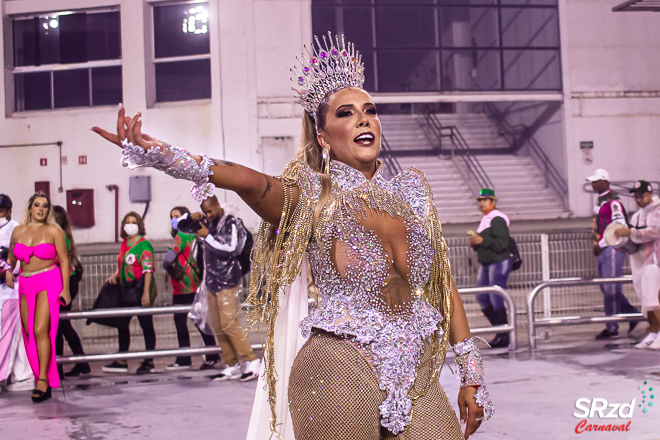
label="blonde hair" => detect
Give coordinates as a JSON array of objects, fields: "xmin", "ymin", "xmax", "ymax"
[
  {"xmin": 295, "ymin": 104, "xmax": 334, "ymax": 228},
  {"xmin": 23, "ymin": 192, "xmax": 55, "ymax": 226}
]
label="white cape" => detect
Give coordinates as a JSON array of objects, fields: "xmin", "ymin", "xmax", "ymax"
[{"xmin": 246, "ymin": 261, "xmax": 309, "ymax": 440}]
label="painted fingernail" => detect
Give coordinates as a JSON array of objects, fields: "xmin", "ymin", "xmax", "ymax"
[{"xmin": 118, "ymin": 103, "xmax": 123, "ymax": 109}]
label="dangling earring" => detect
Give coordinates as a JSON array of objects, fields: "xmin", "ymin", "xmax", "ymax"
[{"xmin": 322, "ymin": 145, "xmax": 331, "ymax": 174}]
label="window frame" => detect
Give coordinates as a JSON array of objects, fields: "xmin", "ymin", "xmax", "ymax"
[
  {"xmin": 148, "ymin": 0, "xmax": 212, "ymax": 107},
  {"xmin": 311, "ymin": 1, "xmax": 562, "ymax": 93},
  {"xmin": 7, "ymin": 7, "xmax": 123, "ymax": 116}
]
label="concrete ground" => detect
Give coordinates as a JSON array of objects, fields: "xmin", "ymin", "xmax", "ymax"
[{"xmin": 1, "ymin": 326, "xmax": 659, "ymax": 440}]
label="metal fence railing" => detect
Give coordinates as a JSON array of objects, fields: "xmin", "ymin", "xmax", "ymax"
[
  {"xmin": 447, "ymin": 231, "xmax": 637, "ymax": 337},
  {"xmin": 58, "ymin": 286, "xmax": 516, "ymax": 363},
  {"xmin": 66, "ymin": 231, "xmax": 637, "ymax": 357},
  {"xmin": 526, "ymin": 277, "xmax": 644, "ymax": 351},
  {"xmin": 72, "ymin": 251, "xmax": 251, "ymax": 357}
]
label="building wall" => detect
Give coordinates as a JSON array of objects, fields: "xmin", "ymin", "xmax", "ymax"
[
  {"xmin": 0, "ymin": 0, "xmax": 310, "ymax": 243},
  {"xmin": 560, "ymin": 0, "xmax": 660, "ymax": 217},
  {"xmin": 1, "ymin": 0, "xmax": 658, "ymax": 245}
]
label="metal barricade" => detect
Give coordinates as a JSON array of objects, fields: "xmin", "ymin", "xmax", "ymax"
[
  {"xmin": 59, "ymin": 287, "xmax": 516, "ymax": 363},
  {"xmin": 526, "ymin": 276, "xmax": 645, "ymax": 351},
  {"xmin": 459, "ymin": 286, "xmax": 517, "ymax": 355},
  {"xmin": 58, "ymin": 304, "xmax": 260, "ymax": 364}
]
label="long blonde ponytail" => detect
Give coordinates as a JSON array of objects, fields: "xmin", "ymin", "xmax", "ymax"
[{"xmin": 295, "ymin": 111, "xmax": 332, "ymax": 229}]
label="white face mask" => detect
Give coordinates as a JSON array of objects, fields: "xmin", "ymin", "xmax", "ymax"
[
  {"xmin": 124, "ymin": 223, "xmax": 139, "ymax": 237},
  {"xmin": 0, "ymin": 217, "xmax": 7, "ymax": 227}
]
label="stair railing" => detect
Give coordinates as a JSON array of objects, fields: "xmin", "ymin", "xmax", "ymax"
[
  {"xmin": 422, "ymin": 112, "xmax": 494, "ymax": 196},
  {"xmin": 378, "ymin": 134, "xmax": 403, "ymax": 179},
  {"xmin": 484, "ymin": 102, "xmax": 569, "ymax": 210}
]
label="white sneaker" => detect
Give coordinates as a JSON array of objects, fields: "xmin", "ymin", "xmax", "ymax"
[
  {"xmin": 210, "ymin": 364, "xmax": 241, "ymax": 381},
  {"xmin": 240, "ymin": 359, "xmax": 261, "ymax": 382},
  {"xmin": 166, "ymin": 363, "xmax": 192, "ymax": 371},
  {"xmin": 649, "ymin": 336, "xmax": 660, "ymax": 350},
  {"xmin": 635, "ymin": 333, "xmax": 657, "ymax": 349}
]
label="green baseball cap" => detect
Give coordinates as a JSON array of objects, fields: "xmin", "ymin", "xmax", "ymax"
[{"xmin": 477, "ymin": 188, "xmax": 497, "ymax": 199}]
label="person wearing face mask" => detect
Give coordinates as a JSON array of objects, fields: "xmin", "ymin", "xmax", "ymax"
[
  {"xmin": 163, "ymin": 206, "xmax": 221, "ymax": 371},
  {"xmin": 0, "ymin": 194, "xmax": 32, "ymax": 392},
  {"xmin": 468, "ymin": 189, "xmax": 512, "ymax": 349},
  {"xmin": 102, "ymin": 212, "xmax": 157, "ymax": 375}
]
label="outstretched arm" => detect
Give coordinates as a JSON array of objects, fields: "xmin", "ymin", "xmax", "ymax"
[{"xmin": 92, "ymin": 107, "xmax": 297, "ymax": 225}]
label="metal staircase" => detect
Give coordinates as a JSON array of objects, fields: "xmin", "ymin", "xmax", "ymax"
[{"xmin": 379, "ymin": 113, "xmax": 570, "ymax": 222}]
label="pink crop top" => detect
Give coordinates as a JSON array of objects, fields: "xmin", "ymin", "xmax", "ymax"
[{"xmin": 14, "ymin": 243, "xmax": 57, "ymax": 263}]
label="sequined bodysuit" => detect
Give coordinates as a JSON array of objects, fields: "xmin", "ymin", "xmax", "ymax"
[{"xmin": 296, "ymin": 160, "xmax": 444, "ymax": 434}]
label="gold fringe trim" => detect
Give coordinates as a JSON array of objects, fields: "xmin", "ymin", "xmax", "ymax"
[
  {"xmin": 246, "ymin": 162, "xmax": 454, "ymax": 435},
  {"xmin": 246, "ymin": 160, "xmax": 317, "ymax": 436}
]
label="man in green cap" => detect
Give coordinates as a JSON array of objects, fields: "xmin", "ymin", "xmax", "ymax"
[{"xmin": 468, "ymin": 188, "xmax": 512, "ymax": 348}]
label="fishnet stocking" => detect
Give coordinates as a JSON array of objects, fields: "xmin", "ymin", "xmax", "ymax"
[{"xmin": 288, "ymin": 331, "xmax": 463, "ymax": 440}]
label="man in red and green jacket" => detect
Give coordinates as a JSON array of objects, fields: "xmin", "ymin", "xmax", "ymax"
[{"xmin": 587, "ymin": 169, "xmax": 639, "ymax": 339}]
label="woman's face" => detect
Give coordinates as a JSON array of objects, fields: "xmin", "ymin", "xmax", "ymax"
[
  {"xmin": 31, "ymin": 197, "xmax": 49, "ymax": 223},
  {"xmin": 477, "ymin": 198, "xmax": 495, "ymax": 214},
  {"xmin": 317, "ymin": 87, "xmax": 381, "ymax": 173},
  {"xmin": 170, "ymin": 209, "xmax": 182, "ymax": 220}
]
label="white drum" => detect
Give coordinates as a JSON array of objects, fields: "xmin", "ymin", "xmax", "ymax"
[{"xmin": 604, "ymin": 223, "xmax": 639, "ymax": 255}]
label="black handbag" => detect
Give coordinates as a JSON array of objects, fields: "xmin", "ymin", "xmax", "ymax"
[
  {"xmin": 509, "ymin": 237, "xmax": 523, "ymax": 271},
  {"xmin": 120, "ymin": 276, "xmax": 145, "ymax": 307},
  {"xmin": 164, "ymin": 258, "xmax": 186, "ymax": 282},
  {"xmin": 86, "ymin": 281, "xmax": 130, "ymax": 328}
]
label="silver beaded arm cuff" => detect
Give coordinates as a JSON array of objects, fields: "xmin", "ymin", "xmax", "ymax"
[
  {"xmin": 121, "ymin": 140, "xmax": 215, "ymax": 203},
  {"xmin": 453, "ymin": 337, "xmax": 494, "ymax": 421}
]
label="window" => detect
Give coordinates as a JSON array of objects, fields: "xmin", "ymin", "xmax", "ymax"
[
  {"xmin": 11, "ymin": 9, "xmax": 122, "ymax": 112},
  {"xmin": 152, "ymin": 2, "xmax": 211, "ymax": 103},
  {"xmin": 311, "ymin": 0, "xmax": 561, "ymax": 93}
]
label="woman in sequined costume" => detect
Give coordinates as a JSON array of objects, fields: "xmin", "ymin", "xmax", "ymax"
[{"xmin": 93, "ymin": 33, "xmax": 493, "ymax": 440}]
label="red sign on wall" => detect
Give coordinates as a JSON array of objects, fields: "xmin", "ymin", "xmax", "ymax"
[
  {"xmin": 79, "ymin": 155, "xmax": 87, "ymax": 165},
  {"xmin": 40, "ymin": 158, "xmax": 47, "ymax": 166}
]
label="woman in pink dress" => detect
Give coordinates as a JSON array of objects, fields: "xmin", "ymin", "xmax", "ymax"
[{"xmin": 5, "ymin": 192, "xmax": 70, "ymax": 402}]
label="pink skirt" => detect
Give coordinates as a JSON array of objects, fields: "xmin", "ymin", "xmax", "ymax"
[{"xmin": 18, "ymin": 265, "xmax": 62, "ymax": 389}]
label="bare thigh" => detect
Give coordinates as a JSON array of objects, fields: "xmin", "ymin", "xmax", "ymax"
[
  {"xmin": 33, "ymin": 291, "xmax": 51, "ymax": 340},
  {"xmin": 19, "ymin": 295, "xmax": 28, "ymax": 337}
]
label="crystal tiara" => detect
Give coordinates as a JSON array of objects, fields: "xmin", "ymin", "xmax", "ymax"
[{"xmin": 291, "ymin": 32, "xmax": 365, "ymax": 117}]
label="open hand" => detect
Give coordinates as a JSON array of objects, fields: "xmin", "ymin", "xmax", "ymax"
[
  {"xmin": 107, "ymin": 274, "xmax": 118, "ymax": 285},
  {"xmin": 458, "ymin": 386, "xmax": 484, "ymax": 440},
  {"xmin": 91, "ymin": 105, "xmax": 161, "ymax": 151}
]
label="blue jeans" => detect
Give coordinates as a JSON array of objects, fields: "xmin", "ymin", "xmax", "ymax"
[
  {"xmin": 476, "ymin": 258, "xmax": 512, "ymax": 312},
  {"xmin": 597, "ymin": 247, "xmax": 638, "ymax": 332}
]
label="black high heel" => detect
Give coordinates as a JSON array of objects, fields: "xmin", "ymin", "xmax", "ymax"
[{"xmin": 31, "ymin": 378, "xmax": 51, "ymax": 403}]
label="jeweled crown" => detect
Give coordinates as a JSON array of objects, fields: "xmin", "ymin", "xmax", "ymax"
[{"xmin": 291, "ymin": 32, "xmax": 365, "ymax": 117}]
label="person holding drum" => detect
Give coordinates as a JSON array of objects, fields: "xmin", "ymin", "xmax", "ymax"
[
  {"xmin": 613, "ymin": 180, "xmax": 660, "ymax": 349},
  {"xmin": 587, "ymin": 169, "xmax": 639, "ymax": 340}
]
